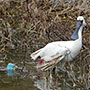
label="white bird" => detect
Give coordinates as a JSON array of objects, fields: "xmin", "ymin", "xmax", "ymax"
[{"xmin": 31, "ymin": 16, "xmax": 86, "ymax": 71}]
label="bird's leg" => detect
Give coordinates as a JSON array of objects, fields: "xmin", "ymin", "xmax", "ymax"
[
  {"xmin": 54, "ymin": 66, "xmax": 59, "ymax": 78},
  {"xmin": 66, "ymin": 61, "xmax": 72, "ymax": 71},
  {"xmin": 50, "ymin": 69, "xmax": 53, "ymax": 82},
  {"xmin": 58, "ymin": 62, "xmax": 66, "ymax": 72}
]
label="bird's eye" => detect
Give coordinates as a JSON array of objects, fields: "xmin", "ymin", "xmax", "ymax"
[
  {"xmin": 81, "ymin": 20, "xmax": 83, "ymax": 23},
  {"xmin": 77, "ymin": 20, "xmax": 83, "ymax": 23}
]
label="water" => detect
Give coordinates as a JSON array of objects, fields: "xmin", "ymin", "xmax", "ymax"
[
  {"xmin": 0, "ymin": 48, "xmax": 90, "ymax": 90},
  {"xmin": 0, "ymin": 63, "xmax": 38, "ymax": 90}
]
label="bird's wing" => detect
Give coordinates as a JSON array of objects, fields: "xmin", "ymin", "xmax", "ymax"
[
  {"xmin": 31, "ymin": 42, "xmax": 71, "ymax": 61},
  {"xmin": 36, "ymin": 42, "xmax": 71, "ymax": 71},
  {"xmin": 31, "ymin": 42, "xmax": 71, "ymax": 71},
  {"xmin": 38, "ymin": 42, "xmax": 70, "ymax": 61}
]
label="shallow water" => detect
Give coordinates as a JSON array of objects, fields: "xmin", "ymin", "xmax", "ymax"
[{"xmin": 0, "ymin": 48, "xmax": 90, "ymax": 90}]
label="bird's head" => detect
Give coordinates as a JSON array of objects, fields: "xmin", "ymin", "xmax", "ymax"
[
  {"xmin": 71, "ymin": 16, "xmax": 86, "ymax": 40},
  {"xmin": 77, "ymin": 16, "xmax": 86, "ymax": 27}
]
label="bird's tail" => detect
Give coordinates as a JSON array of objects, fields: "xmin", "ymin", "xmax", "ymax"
[{"xmin": 31, "ymin": 48, "xmax": 42, "ymax": 60}]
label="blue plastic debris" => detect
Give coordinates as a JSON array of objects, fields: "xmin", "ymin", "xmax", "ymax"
[{"xmin": 6, "ymin": 63, "xmax": 18, "ymax": 76}]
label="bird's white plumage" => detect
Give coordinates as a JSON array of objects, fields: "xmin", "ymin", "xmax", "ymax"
[
  {"xmin": 37, "ymin": 42, "xmax": 69, "ymax": 61},
  {"xmin": 31, "ymin": 40, "xmax": 81, "ymax": 62},
  {"xmin": 31, "ymin": 16, "xmax": 86, "ymax": 70},
  {"xmin": 77, "ymin": 16, "xmax": 84, "ymax": 20}
]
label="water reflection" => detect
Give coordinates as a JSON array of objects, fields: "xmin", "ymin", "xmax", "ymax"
[
  {"xmin": 0, "ymin": 67, "xmax": 39, "ymax": 90},
  {"xmin": 7, "ymin": 70, "xmax": 15, "ymax": 76},
  {"xmin": 0, "ymin": 61, "xmax": 90, "ymax": 90},
  {"xmin": 34, "ymin": 71, "xmax": 53, "ymax": 90},
  {"xmin": 34, "ymin": 70, "xmax": 66, "ymax": 90},
  {"xmin": 34, "ymin": 65, "xmax": 90, "ymax": 90},
  {"xmin": 0, "ymin": 49, "xmax": 90, "ymax": 90}
]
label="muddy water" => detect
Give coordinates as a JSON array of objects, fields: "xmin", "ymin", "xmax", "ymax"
[
  {"xmin": 0, "ymin": 61, "xmax": 39, "ymax": 90},
  {"xmin": 0, "ymin": 48, "xmax": 90, "ymax": 90}
]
